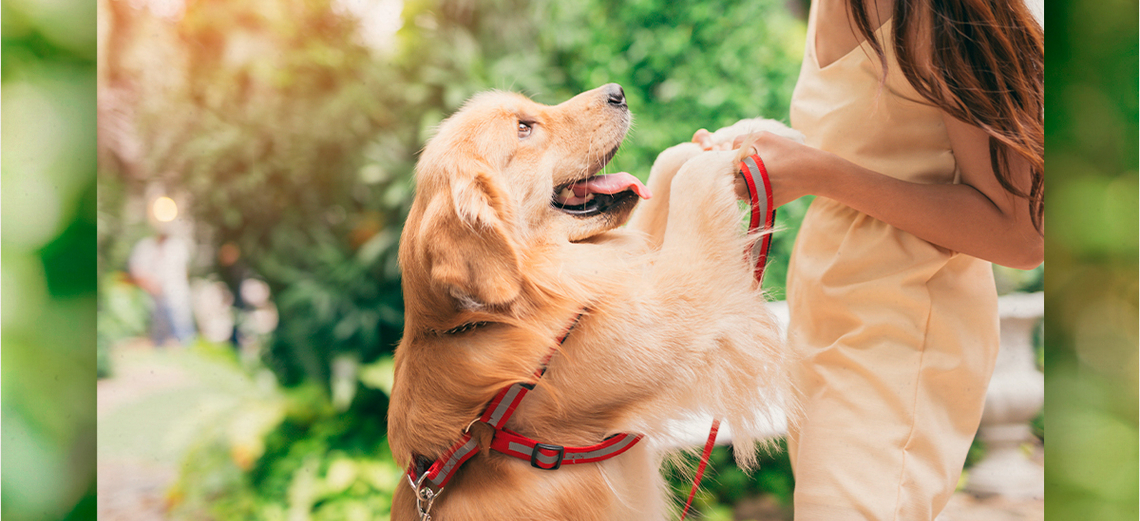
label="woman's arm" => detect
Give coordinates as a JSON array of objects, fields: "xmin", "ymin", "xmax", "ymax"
[{"xmin": 715, "ymin": 114, "xmax": 1043, "ymax": 270}]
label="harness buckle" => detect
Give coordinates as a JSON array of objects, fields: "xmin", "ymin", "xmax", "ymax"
[{"xmin": 529, "ymin": 442, "xmax": 565, "ymax": 470}]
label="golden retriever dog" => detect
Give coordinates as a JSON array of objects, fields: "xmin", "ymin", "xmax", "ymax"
[{"xmin": 389, "ymin": 84, "xmax": 793, "ymax": 520}]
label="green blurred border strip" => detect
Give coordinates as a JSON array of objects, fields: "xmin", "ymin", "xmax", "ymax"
[
  {"xmin": 3, "ymin": 0, "xmax": 100, "ymax": 519},
  {"xmin": 1043, "ymin": 0, "xmax": 1140, "ymax": 519}
]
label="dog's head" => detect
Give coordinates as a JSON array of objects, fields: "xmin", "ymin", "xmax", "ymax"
[{"xmin": 400, "ymin": 84, "xmax": 647, "ymax": 321}]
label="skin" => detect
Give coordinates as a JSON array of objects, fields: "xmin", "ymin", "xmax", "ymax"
[{"xmin": 693, "ymin": 0, "xmax": 1044, "ymax": 270}]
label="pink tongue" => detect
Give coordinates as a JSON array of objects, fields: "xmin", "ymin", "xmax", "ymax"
[{"xmin": 571, "ymin": 173, "xmax": 652, "ymax": 199}]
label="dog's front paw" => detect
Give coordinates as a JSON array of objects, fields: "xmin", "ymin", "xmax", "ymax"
[
  {"xmin": 711, "ymin": 118, "xmax": 804, "ymax": 146},
  {"xmin": 666, "ymin": 150, "xmax": 743, "ymax": 226},
  {"xmin": 627, "ymin": 142, "xmax": 706, "ymax": 243},
  {"xmin": 649, "ymin": 142, "xmax": 704, "ymax": 188}
]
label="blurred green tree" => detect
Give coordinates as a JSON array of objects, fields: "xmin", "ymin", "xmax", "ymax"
[{"xmin": 138, "ymin": 0, "xmax": 405, "ymax": 386}]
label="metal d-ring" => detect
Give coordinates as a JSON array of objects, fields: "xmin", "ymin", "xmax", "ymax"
[
  {"xmin": 409, "ymin": 472, "xmax": 439, "ymax": 521},
  {"xmin": 410, "ymin": 419, "xmax": 482, "ymax": 520}
]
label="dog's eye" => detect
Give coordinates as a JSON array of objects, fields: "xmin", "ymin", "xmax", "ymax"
[{"xmin": 518, "ymin": 121, "xmax": 533, "ymax": 139}]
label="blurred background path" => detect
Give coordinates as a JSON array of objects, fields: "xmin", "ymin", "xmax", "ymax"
[{"xmin": 96, "ymin": 342, "xmax": 254, "ymax": 521}]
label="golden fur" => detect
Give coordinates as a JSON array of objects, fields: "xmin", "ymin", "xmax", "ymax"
[{"xmin": 389, "ymin": 85, "xmax": 793, "ymax": 520}]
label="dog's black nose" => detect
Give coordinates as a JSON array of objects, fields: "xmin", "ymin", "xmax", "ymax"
[{"xmin": 604, "ymin": 83, "xmax": 626, "ymax": 108}]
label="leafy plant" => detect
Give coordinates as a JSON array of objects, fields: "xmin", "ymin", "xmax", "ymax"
[{"xmin": 169, "ymin": 361, "xmax": 398, "ymax": 521}]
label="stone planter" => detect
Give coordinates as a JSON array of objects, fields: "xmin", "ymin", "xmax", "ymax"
[{"xmin": 964, "ymin": 291, "xmax": 1045, "ymax": 499}]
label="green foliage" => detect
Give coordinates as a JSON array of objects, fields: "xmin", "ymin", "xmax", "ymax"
[
  {"xmin": 763, "ymin": 196, "xmax": 812, "ymax": 299},
  {"xmin": 538, "ymin": 1, "xmax": 805, "ymax": 173},
  {"xmin": 994, "ymin": 264, "xmax": 1044, "ymax": 296},
  {"xmin": 170, "ymin": 364, "xmax": 398, "ymax": 521},
  {"xmin": 96, "ymin": 174, "xmax": 144, "ymax": 281},
  {"xmin": 1032, "ymin": 409, "xmax": 1044, "ymax": 442},
  {"xmin": 666, "ymin": 443, "xmax": 795, "ymax": 519}
]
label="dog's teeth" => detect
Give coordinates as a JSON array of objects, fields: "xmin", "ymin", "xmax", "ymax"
[
  {"xmin": 559, "ymin": 187, "xmax": 574, "ymax": 200},
  {"xmin": 583, "ymin": 193, "xmax": 595, "ymax": 202}
]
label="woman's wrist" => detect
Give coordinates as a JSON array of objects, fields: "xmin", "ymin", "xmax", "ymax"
[{"xmin": 800, "ymin": 146, "xmax": 839, "ymax": 200}]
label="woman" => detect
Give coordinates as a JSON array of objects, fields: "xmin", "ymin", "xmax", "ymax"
[{"xmin": 695, "ymin": 0, "xmax": 1043, "ymax": 518}]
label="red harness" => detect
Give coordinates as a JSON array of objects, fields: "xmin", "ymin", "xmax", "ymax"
[
  {"xmin": 405, "ymin": 155, "xmax": 775, "ymax": 521},
  {"xmin": 405, "ymin": 315, "xmax": 643, "ymax": 519}
]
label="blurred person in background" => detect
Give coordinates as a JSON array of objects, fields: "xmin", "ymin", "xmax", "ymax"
[
  {"xmin": 129, "ymin": 230, "xmax": 196, "ymax": 346},
  {"xmin": 217, "ymin": 241, "xmax": 251, "ymax": 348}
]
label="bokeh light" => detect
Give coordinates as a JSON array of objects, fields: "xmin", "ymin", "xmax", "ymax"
[{"xmin": 152, "ymin": 196, "xmax": 178, "ymax": 222}]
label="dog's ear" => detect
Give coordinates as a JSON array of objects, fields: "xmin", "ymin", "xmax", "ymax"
[{"xmin": 424, "ymin": 170, "xmax": 523, "ymax": 310}]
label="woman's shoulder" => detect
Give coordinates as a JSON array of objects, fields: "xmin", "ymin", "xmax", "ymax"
[{"xmin": 811, "ymin": 0, "xmax": 896, "ymax": 68}]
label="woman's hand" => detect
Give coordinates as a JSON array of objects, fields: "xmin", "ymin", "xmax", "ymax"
[
  {"xmin": 731, "ymin": 131, "xmax": 824, "ymax": 208},
  {"xmin": 692, "ymin": 129, "xmax": 826, "ymax": 207}
]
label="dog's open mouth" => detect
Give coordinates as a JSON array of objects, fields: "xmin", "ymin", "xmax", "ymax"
[{"xmin": 552, "ymin": 173, "xmax": 652, "ymax": 216}]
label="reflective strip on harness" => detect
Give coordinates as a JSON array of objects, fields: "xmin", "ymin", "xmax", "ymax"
[
  {"xmin": 479, "ymin": 382, "xmax": 533, "ymax": 429},
  {"xmin": 406, "ymin": 433, "xmax": 481, "ymax": 490},
  {"xmin": 490, "ymin": 429, "xmax": 643, "ymax": 470}
]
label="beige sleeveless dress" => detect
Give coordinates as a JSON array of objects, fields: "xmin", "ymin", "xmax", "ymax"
[{"xmin": 785, "ymin": 3, "xmax": 1000, "ymax": 520}]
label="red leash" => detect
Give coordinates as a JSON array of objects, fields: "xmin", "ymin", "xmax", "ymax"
[
  {"xmin": 679, "ymin": 154, "xmax": 775, "ymax": 520},
  {"xmin": 680, "ymin": 419, "xmax": 722, "ymax": 519}
]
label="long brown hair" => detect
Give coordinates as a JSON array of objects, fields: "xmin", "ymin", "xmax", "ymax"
[{"xmin": 850, "ymin": 0, "xmax": 1044, "ymax": 233}]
